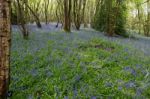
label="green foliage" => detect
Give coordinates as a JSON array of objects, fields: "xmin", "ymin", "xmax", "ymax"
[
  {"xmin": 92, "ymin": 0, "xmax": 107, "ymax": 31},
  {"xmin": 92, "ymin": 0, "xmax": 128, "ymax": 37},
  {"xmin": 11, "ymin": 12, "xmax": 18, "ymax": 25},
  {"xmin": 115, "ymin": 3, "xmax": 127, "ymax": 36}
]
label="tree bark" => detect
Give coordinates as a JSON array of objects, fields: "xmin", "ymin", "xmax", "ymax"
[
  {"xmin": 44, "ymin": 0, "xmax": 49, "ymax": 24},
  {"xmin": 147, "ymin": 0, "xmax": 150, "ymax": 36},
  {"xmin": 106, "ymin": 0, "xmax": 114, "ymax": 36},
  {"xmin": 0, "ymin": 0, "xmax": 11, "ymax": 98},
  {"xmin": 73, "ymin": 0, "xmax": 86, "ymax": 30},
  {"xmin": 144, "ymin": 0, "xmax": 150, "ymax": 36},
  {"xmin": 64, "ymin": 0, "xmax": 72, "ymax": 32}
]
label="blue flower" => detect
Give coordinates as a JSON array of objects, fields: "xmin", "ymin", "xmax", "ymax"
[
  {"xmin": 46, "ymin": 71, "xmax": 53, "ymax": 77},
  {"xmin": 105, "ymin": 82, "xmax": 113, "ymax": 87},
  {"xmin": 124, "ymin": 66, "xmax": 131, "ymax": 71},
  {"xmin": 131, "ymin": 69, "xmax": 137, "ymax": 76},
  {"xmin": 135, "ymin": 64, "xmax": 142, "ymax": 69},
  {"xmin": 75, "ymin": 75, "xmax": 82, "ymax": 82},
  {"xmin": 64, "ymin": 96, "xmax": 69, "ymax": 99},
  {"xmin": 91, "ymin": 96, "xmax": 97, "ymax": 99},
  {"xmin": 118, "ymin": 86, "xmax": 123, "ymax": 91},
  {"xmin": 136, "ymin": 88, "xmax": 143, "ymax": 96},
  {"xmin": 30, "ymin": 68, "xmax": 38, "ymax": 77},
  {"xmin": 28, "ymin": 94, "xmax": 34, "ymax": 99},
  {"xmin": 124, "ymin": 56, "xmax": 128, "ymax": 60},
  {"xmin": 117, "ymin": 79, "xmax": 123, "ymax": 83},
  {"xmin": 73, "ymin": 89, "xmax": 78, "ymax": 97},
  {"xmin": 124, "ymin": 48, "xmax": 129, "ymax": 52},
  {"xmin": 124, "ymin": 81, "xmax": 136, "ymax": 89}
]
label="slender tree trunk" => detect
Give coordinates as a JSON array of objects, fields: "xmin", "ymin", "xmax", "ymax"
[
  {"xmin": 64, "ymin": 0, "xmax": 72, "ymax": 32},
  {"xmin": 64, "ymin": 0, "xmax": 68, "ymax": 31},
  {"xmin": 137, "ymin": 6, "xmax": 142, "ymax": 34},
  {"xmin": 106, "ymin": 0, "xmax": 114, "ymax": 36},
  {"xmin": 56, "ymin": 0, "xmax": 62, "ymax": 28},
  {"xmin": 0, "ymin": 0, "xmax": 11, "ymax": 98},
  {"xmin": 144, "ymin": 1, "xmax": 150, "ymax": 36},
  {"xmin": 55, "ymin": 5, "xmax": 59, "ymax": 28},
  {"xmin": 147, "ymin": 1, "xmax": 150, "ymax": 36},
  {"xmin": 82, "ymin": 0, "xmax": 87, "ymax": 28},
  {"xmin": 44, "ymin": 0, "xmax": 49, "ymax": 24},
  {"xmin": 24, "ymin": 0, "xmax": 29, "ymax": 23},
  {"xmin": 16, "ymin": 0, "xmax": 29, "ymax": 39},
  {"xmin": 73, "ymin": 0, "xmax": 85, "ymax": 30},
  {"xmin": 25, "ymin": 3, "xmax": 42, "ymax": 28}
]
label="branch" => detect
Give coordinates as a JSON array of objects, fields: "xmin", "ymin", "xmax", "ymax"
[{"xmin": 138, "ymin": 0, "xmax": 150, "ymax": 6}]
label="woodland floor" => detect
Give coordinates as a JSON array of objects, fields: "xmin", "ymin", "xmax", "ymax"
[{"xmin": 10, "ymin": 23, "xmax": 150, "ymax": 99}]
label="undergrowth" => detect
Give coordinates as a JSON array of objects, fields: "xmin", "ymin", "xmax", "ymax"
[{"xmin": 9, "ymin": 32, "xmax": 150, "ymax": 99}]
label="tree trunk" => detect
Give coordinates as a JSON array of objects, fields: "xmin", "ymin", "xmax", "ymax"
[
  {"xmin": 25, "ymin": 3, "xmax": 42, "ymax": 28},
  {"xmin": 44, "ymin": 0, "xmax": 49, "ymax": 24},
  {"xmin": 106, "ymin": 0, "xmax": 114, "ymax": 36},
  {"xmin": 0, "ymin": 0, "xmax": 11, "ymax": 98},
  {"xmin": 64, "ymin": 0, "xmax": 72, "ymax": 32},
  {"xmin": 147, "ymin": 1, "xmax": 150, "ymax": 36},
  {"xmin": 144, "ymin": 1, "xmax": 150, "ymax": 36},
  {"xmin": 137, "ymin": 5, "xmax": 142, "ymax": 34},
  {"xmin": 16, "ymin": 0, "xmax": 29, "ymax": 39},
  {"xmin": 73, "ymin": 0, "xmax": 85, "ymax": 30},
  {"xmin": 82, "ymin": 0, "xmax": 87, "ymax": 28}
]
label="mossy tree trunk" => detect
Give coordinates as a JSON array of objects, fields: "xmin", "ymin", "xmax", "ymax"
[{"xmin": 0, "ymin": 0, "xmax": 11, "ymax": 98}]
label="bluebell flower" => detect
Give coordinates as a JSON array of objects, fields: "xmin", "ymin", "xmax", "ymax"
[
  {"xmin": 18, "ymin": 85, "xmax": 28, "ymax": 91},
  {"xmin": 64, "ymin": 96, "xmax": 69, "ymax": 99},
  {"xmin": 124, "ymin": 48, "xmax": 129, "ymax": 52},
  {"xmin": 117, "ymin": 79, "xmax": 123, "ymax": 83},
  {"xmin": 12, "ymin": 76, "xmax": 19, "ymax": 81},
  {"xmin": 73, "ymin": 89, "xmax": 78, "ymax": 97},
  {"xmin": 141, "ymin": 70, "xmax": 147, "ymax": 76},
  {"xmin": 91, "ymin": 96, "xmax": 97, "ymax": 99},
  {"xmin": 124, "ymin": 66, "xmax": 131, "ymax": 71},
  {"xmin": 105, "ymin": 82, "xmax": 113, "ymax": 87},
  {"xmin": 118, "ymin": 86, "xmax": 123, "ymax": 90},
  {"xmin": 46, "ymin": 71, "xmax": 53, "ymax": 77},
  {"xmin": 124, "ymin": 56, "xmax": 128, "ymax": 60},
  {"xmin": 136, "ymin": 64, "xmax": 142, "ymax": 69},
  {"xmin": 28, "ymin": 94, "xmax": 34, "ymax": 99},
  {"xmin": 30, "ymin": 68, "xmax": 38, "ymax": 77},
  {"xmin": 124, "ymin": 81, "xmax": 136, "ymax": 89},
  {"xmin": 124, "ymin": 67, "xmax": 137, "ymax": 76},
  {"xmin": 131, "ymin": 69, "xmax": 137, "ymax": 76},
  {"xmin": 136, "ymin": 88, "xmax": 143, "ymax": 96},
  {"xmin": 75, "ymin": 75, "xmax": 82, "ymax": 82}
]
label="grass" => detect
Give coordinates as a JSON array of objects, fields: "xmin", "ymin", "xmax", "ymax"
[{"xmin": 9, "ymin": 30, "xmax": 150, "ymax": 99}]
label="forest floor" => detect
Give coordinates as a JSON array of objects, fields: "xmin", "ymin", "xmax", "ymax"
[
  {"xmin": 10, "ymin": 23, "xmax": 150, "ymax": 99},
  {"xmin": 12, "ymin": 23, "xmax": 150, "ymax": 56}
]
